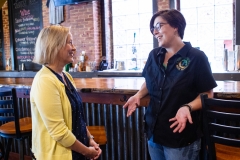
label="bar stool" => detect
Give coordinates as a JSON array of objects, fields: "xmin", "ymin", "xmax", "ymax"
[
  {"xmin": 0, "ymin": 141, "xmax": 4, "ymax": 159},
  {"xmin": 201, "ymin": 94, "xmax": 240, "ymax": 160},
  {"xmin": 0, "ymin": 88, "xmax": 32, "ymax": 160},
  {"xmin": 87, "ymin": 126, "xmax": 107, "ymax": 145}
]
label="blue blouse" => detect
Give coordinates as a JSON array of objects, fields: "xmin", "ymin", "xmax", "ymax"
[{"xmin": 46, "ymin": 67, "xmax": 88, "ymax": 160}]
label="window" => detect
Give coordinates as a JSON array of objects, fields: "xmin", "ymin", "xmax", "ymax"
[
  {"xmin": 181, "ymin": 0, "xmax": 234, "ymax": 72},
  {"xmin": 112, "ymin": 0, "xmax": 153, "ymax": 70}
]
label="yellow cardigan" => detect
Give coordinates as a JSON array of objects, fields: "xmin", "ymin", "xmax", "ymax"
[{"xmin": 30, "ymin": 66, "xmax": 76, "ymax": 160}]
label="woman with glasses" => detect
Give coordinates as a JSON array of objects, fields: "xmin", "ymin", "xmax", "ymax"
[
  {"xmin": 30, "ymin": 25, "xmax": 101, "ymax": 160},
  {"xmin": 123, "ymin": 9, "xmax": 216, "ymax": 160}
]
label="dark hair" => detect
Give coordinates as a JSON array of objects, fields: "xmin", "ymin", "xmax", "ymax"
[{"xmin": 150, "ymin": 9, "xmax": 186, "ymax": 39}]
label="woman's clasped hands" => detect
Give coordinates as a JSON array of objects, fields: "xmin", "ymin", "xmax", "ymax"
[{"xmin": 87, "ymin": 139, "xmax": 102, "ymax": 160}]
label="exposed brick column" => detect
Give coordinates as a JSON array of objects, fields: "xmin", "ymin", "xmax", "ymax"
[
  {"xmin": 104, "ymin": 0, "xmax": 113, "ymax": 68},
  {"xmin": 92, "ymin": 0, "xmax": 102, "ymax": 68},
  {"xmin": 158, "ymin": 0, "xmax": 170, "ymax": 10},
  {"xmin": 2, "ymin": 1, "xmax": 10, "ymax": 67},
  {"xmin": 42, "ymin": 0, "xmax": 49, "ymax": 27}
]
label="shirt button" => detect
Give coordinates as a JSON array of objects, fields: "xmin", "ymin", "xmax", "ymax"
[
  {"xmin": 160, "ymin": 88, "xmax": 162, "ymax": 90},
  {"xmin": 158, "ymin": 101, "xmax": 160, "ymax": 103}
]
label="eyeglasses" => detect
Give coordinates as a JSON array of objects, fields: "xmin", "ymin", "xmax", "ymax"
[{"xmin": 150, "ymin": 22, "xmax": 168, "ymax": 34}]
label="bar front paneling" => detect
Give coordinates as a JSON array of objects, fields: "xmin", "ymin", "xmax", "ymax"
[
  {"xmin": 0, "ymin": 86, "xmax": 150, "ymax": 160},
  {"xmin": 81, "ymin": 95, "xmax": 150, "ymax": 160}
]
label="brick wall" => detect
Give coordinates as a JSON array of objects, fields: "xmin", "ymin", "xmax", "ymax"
[
  {"xmin": 158, "ymin": 0, "xmax": 170, "ymax": 10},
  {"xmin": 1, "ymin": 0, "xmax": 168, "ymax": 70},
  {"xmin": 2, "ymin": 2, "xmax": 10, "ymax": 65},
  {"xmin": 1, "ymin": 0, "xmax": 102, "ymax": 70},
  {"xmin": 42, "ymin": 0, "xmax": 49, "ymax": 26},
  {"xmin": 61, "ymin": 2, "xmax": 101, "ymax": 64}
]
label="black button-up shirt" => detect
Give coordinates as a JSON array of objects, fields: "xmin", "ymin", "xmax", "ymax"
[{"xmin": 142, "ymin": 42, "xmax": 217, "ymax": 148}]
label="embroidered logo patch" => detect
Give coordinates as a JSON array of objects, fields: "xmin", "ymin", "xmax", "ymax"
[{"xmin": 176, "ymin": 57, "xmax": 190, "ymax": 70}]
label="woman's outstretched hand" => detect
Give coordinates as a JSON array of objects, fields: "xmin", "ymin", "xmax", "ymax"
[
  {"xmin": 123, "ymin": 95, "xmax": 140, "ymax": 117},
  {"xmin": 169, "ymin": 106, "xmax": 193, "ymax": 133}
]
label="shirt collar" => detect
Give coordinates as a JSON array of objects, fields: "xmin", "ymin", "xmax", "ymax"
[
  {"xmin": 177, "ymin": 42, "xmax": 192, "ymax": 57},
  {"xmin": 156, "ymin": 42, "xmax": 192, "ymax": 57}
]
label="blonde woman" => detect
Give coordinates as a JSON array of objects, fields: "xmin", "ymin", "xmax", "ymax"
[{"xmin": 31, "ymin": 25, "xmax": 101, "ymax": 160}]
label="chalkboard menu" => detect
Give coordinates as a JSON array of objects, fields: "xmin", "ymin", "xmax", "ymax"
[{"xmin": 12, "ymin": 0, "xmax": 42, "ymax": 71}]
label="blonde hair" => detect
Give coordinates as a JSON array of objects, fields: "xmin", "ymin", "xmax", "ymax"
[{"xmin": 33, "ymin": 25, "xmax": 70, "ymax": 65}]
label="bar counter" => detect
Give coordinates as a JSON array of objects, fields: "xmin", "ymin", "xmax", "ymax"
[
  {"xmin": 1, "ymin": 70, "xmax": 240, "ymax": 80},
  {"xmin": 1, "ymin": 77, "xmax": 240, "ymax": 98},
  {"xmin": 1, "ymin": 77, "xmax": 240, "ymax": 160}
]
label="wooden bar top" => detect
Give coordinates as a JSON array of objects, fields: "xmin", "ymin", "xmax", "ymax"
[{"xmin": 1, "ymin": 77, "xmax": 240, "ymax": 98}]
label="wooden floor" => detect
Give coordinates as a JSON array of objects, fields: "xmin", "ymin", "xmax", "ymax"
[
  {"xmin": 216, "ymin": 144, "xmax": 240, "ymax": 160},
  {"xmin": 4, "ymin": 145, "xmax": 240, "ymax": 160}
]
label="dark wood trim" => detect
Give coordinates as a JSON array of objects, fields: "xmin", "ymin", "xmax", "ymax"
[
  {"xmin": 9, "ymin": 152, "xmax": 31, "ymax": 160},
  {"xmin": 152, "ymin": 0, "xmax": 158, "ymax": 48},
  {"xmin": 176, "ymin": 0, "xmax": 180, "ymax": 10},
  {"xmin": 235, "ymin": 0, "xmax": 240, "ymax": 45},
  {"xmin": 169, "ymin": 0, "xmax": 174, "ymax": 9},
  {"xmin": 0, "ymin": 8, "xmax": 5, "ymax": 70},
  {"xmin": 100, "ymin": 0, "xmax": 106, "ymax": 56},
  {"xmin": 169, "ymin": 0, "xmax": 180, "ymax": 10},
  {"xmin": 80, "ymin": 92, "xmax": 150, "ymax": 106}
]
